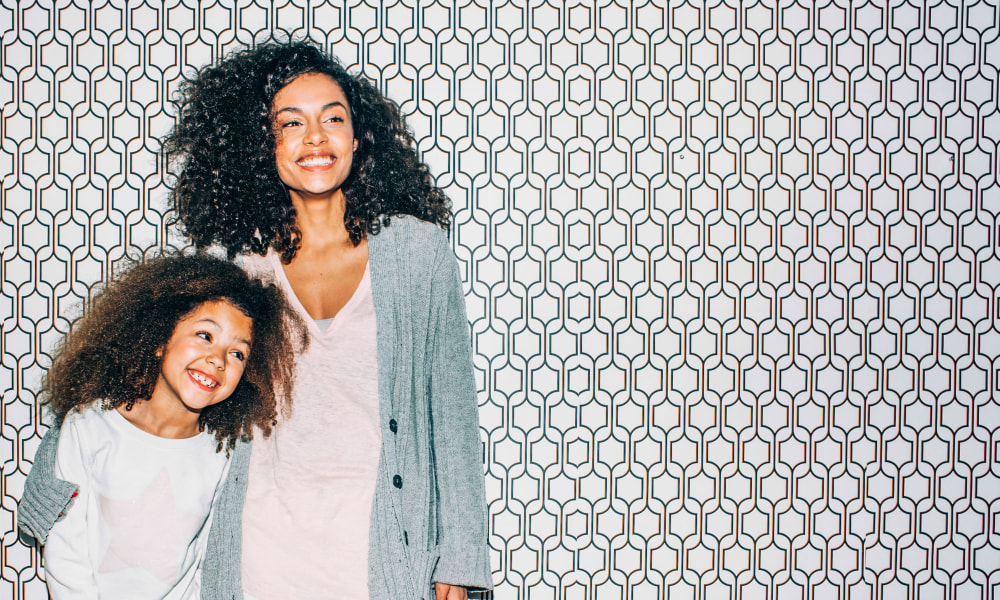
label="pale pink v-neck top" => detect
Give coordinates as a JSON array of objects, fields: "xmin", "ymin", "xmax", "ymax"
[{"xmin": 241, "ymin": 253, "xmax": 380, "ymax": 600}]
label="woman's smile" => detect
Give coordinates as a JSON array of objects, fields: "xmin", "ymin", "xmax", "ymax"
[{"xmin": 296, "ymin": 153, "xmax": 336, "ymax": 169}]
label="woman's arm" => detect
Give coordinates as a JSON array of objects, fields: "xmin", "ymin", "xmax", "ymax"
[
  {"xmin": 17, "ymin": 424, "xmax": 78, "ymax": 543},
  {"xmin": 199, "ymin": 439, "xmax": 250, "ymax": 600},
  {"xmin": 427, "ymin": 236, "xmax": 493, "ymax": 591}
]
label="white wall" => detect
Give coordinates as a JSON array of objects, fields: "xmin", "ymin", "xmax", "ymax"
[{"xmin": 2, "ymin": 1, "xmax": 998, "ymax": 598}]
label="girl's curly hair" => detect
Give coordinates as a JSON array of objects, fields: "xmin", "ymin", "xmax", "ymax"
[
  {"xmin": 42, "ymin": 254, "xmax": 307, "ymax": 451},
  {"xmin": 165, "ymin": 40, "xmax": 451, "ymax": 263}
]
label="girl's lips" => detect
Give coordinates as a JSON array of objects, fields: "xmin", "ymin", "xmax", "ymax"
[{"xmin": 188, "ymin": 369, "xmax": 219, "ymax": 391}]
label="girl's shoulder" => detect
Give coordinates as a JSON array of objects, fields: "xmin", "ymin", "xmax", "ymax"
[
  {"xmin": 60, "ymin": 402, "xmax": 108, "ymax": 430},
  {"xmin": 61, "ymin": 404, "xmax": 221, "ymax": 455},
  {"xmin": 51, "ymin": 403, "xmax": 116, "ymax": 466}
]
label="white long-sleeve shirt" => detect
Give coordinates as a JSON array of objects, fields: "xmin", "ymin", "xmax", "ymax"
[{"xmin": 45, "ymin": 404, "xmax": 230, "ymax": 599}]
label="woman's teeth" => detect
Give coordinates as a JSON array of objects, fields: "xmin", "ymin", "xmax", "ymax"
[{"xmin": 298, "ymin": 156, "xmax": 333, "ymax": 167}]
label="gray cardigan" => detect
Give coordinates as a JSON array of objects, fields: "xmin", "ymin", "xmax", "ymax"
[{"xmin": 18, "ymin": 217, "xmax": 493, "ymax": 599}]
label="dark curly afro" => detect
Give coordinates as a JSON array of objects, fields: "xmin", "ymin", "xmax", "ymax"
[
  {"xmin": 42, "ymin": 253, "xmax": 307, "ymax": 451},
  {"xmin": 165, "ymin": 39, "xmax": 451, "ymax": 263}
]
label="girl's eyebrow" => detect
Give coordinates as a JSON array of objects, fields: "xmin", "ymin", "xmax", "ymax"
[
  {"xmin": 194, "ymin": 318, "xmax": 251, "ymax": 346},
  {"xmin": 274, "ymin": 101, "xmax": 348, "ymax": 116},
  {"xmin": 193, "ymin": 317, "xmax": 221, "ymax": 329}
]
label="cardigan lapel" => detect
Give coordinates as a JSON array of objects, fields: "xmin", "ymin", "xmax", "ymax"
[{"xmin": 368, "ymin": 231, "xmax": 397, "ymax": 426}]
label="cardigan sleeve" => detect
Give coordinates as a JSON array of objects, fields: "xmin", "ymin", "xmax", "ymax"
[
  {"xmin": 199, "ymin": 438, "xmax": 250, "ymax": 600},
  {"xmin": 17, "ymin": 422, "xmax": 79, "ymax": 545},
  {"xmin": 427, "ymin": 235, "xmax": 493, "ymax": 591}
]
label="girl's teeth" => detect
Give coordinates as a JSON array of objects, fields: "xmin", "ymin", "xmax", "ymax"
[{"xmin": 192, "ymin": 372, "xmax": 217, "ymax": 387}]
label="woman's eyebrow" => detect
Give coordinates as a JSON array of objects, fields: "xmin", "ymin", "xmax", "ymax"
[{"xmin": 274, "ymin": 101, "xmax": 348, "ymax": 115}]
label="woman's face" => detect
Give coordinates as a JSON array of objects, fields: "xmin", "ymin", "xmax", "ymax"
[{"xmin": 271, "ymin": 72, "xmax": 357, "ymax": 202}]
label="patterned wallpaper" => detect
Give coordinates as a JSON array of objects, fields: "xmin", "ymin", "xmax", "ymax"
[{"xmin": 2, "ymin": 1, "xmax": 999, "ymax": 599}]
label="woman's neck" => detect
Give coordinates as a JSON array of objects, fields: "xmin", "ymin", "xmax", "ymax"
[{"xmin": 290, "ymin": 190, "xmax": 354, "ymax": 252}]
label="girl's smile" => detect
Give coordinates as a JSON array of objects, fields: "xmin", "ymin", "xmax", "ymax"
[{"xmin": 189, "ymin": 369, "xmax": 220, "ymax": 389}]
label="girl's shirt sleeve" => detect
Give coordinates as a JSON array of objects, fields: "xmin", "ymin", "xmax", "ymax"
[{"xmin": 44, "ymin": 413, "xmax": 100, "ymax": 599}]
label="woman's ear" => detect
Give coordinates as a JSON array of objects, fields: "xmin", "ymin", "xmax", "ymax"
[{"xmin": 353, "ymin": 138, "xmax": 358, "ymax": 152}]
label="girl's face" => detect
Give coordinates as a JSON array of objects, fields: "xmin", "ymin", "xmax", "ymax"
[
  {"xmin": 271, "ymin": 72, "xmax": 357, "ymax": 202},
  {"xmin": 151, "ymin": 300, "xmax": 253, "ymax": 415}
]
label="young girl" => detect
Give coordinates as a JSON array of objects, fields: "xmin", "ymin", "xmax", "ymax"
[{"xmin": 17, "ymin": 254, "xmax": 303, "ymax": 599}]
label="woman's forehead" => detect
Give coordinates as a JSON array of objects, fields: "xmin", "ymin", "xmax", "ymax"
[{"xmin": 272, "ymin": 72, "xmax": 349, "ymax": 112}]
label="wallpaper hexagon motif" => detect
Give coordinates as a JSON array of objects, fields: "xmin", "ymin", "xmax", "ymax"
[{"xmin": 2, "ymin": 1, "xmax": 998, "ymax": 599}]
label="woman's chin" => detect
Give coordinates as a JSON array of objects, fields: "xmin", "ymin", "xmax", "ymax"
[{"xmin": 287, "ymin": 185, "xmax": 348, "ymax": 203}]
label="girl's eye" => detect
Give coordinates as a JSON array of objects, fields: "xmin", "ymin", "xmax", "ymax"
[
  {"xmin": 196, "ymin": 331, "xmax": 212, "ymax": 342},
  {"xmin": 231, "ymin": 350, "xmax": 247, "ymax": 362}
]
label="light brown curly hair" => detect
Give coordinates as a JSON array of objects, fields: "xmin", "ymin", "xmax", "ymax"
[{"xmin": 41, "ymin": 253, "xmax": 307, "ymax": 450}]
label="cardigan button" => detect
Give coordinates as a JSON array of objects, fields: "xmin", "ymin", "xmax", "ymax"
[
  {"xmin": 389, "ymin": 419, "xmax": 397, "ymax": 433},
  {"xmin": 393, "ymin": 474, "xmax": 403, "ymax": 488}
]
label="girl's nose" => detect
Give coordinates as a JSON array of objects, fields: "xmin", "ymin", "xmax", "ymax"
[{"xmin": 207, "ymin": 352, "xmax": 225, "ymax": 370}]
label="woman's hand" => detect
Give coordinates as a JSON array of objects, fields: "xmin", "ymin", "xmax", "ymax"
[{"xmin": 435, "ymin": 582, "xmax": 469, "ymax": 600}]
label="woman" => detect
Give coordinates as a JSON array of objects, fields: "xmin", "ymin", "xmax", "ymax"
[
  {"xmin": 171, "ymin": 40, "xmax": 491, "ymax": 600},
  {"xmin": 21, "ymin": 41, "xmax": 491, "ymax": 600}
]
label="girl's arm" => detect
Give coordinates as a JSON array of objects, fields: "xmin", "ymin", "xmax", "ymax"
[
  {"xmin": 427, "ymin": 236, "xmax": 492, "ymax": 592},
  {"xmin": 44, "ymin": 415, "xmax": 100, "ymax": 599}
]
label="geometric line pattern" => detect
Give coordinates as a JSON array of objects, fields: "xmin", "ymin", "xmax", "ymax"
[{"xmin": 2, "ymin": 1, "xmax": 998, "ymax": 599}]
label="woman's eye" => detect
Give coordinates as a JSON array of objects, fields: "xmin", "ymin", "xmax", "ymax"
[
  {"xmin": 280, "ymin": 120, "xmax": 301, "ymax": 128},
  {"xmin": 326, "ymin": 115, "xmax": 344, "ymax": 123},
  {"xmin": 196, "ymin": 331, "xmax": 212, "ymax": 342}
]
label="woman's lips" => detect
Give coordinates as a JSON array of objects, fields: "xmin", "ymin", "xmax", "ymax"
[{"xmin": 296, "ymin": 155, "xmax": 335, "ymax": 170}]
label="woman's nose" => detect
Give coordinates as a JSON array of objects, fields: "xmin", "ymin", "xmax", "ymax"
[{"xmin": 305, "ymin": 121, "xmax": 327, "ymax": 145}]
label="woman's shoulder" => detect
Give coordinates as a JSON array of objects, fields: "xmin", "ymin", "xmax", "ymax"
[
  {"xmin": 235, "ymin": 250, "xmax": 278, "ymax": 282},
  {"xmin": 372, "ymin": 215, "xmax": 449, "ymax": 254}
]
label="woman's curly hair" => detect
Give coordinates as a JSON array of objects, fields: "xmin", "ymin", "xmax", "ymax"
[
  {"xmin": 165, "ymin": 39, "xmax": 451, "ymax": 263},
  {"xmin": 42, "ymin": 253, "xmax": 307, "ymax": 451}
]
